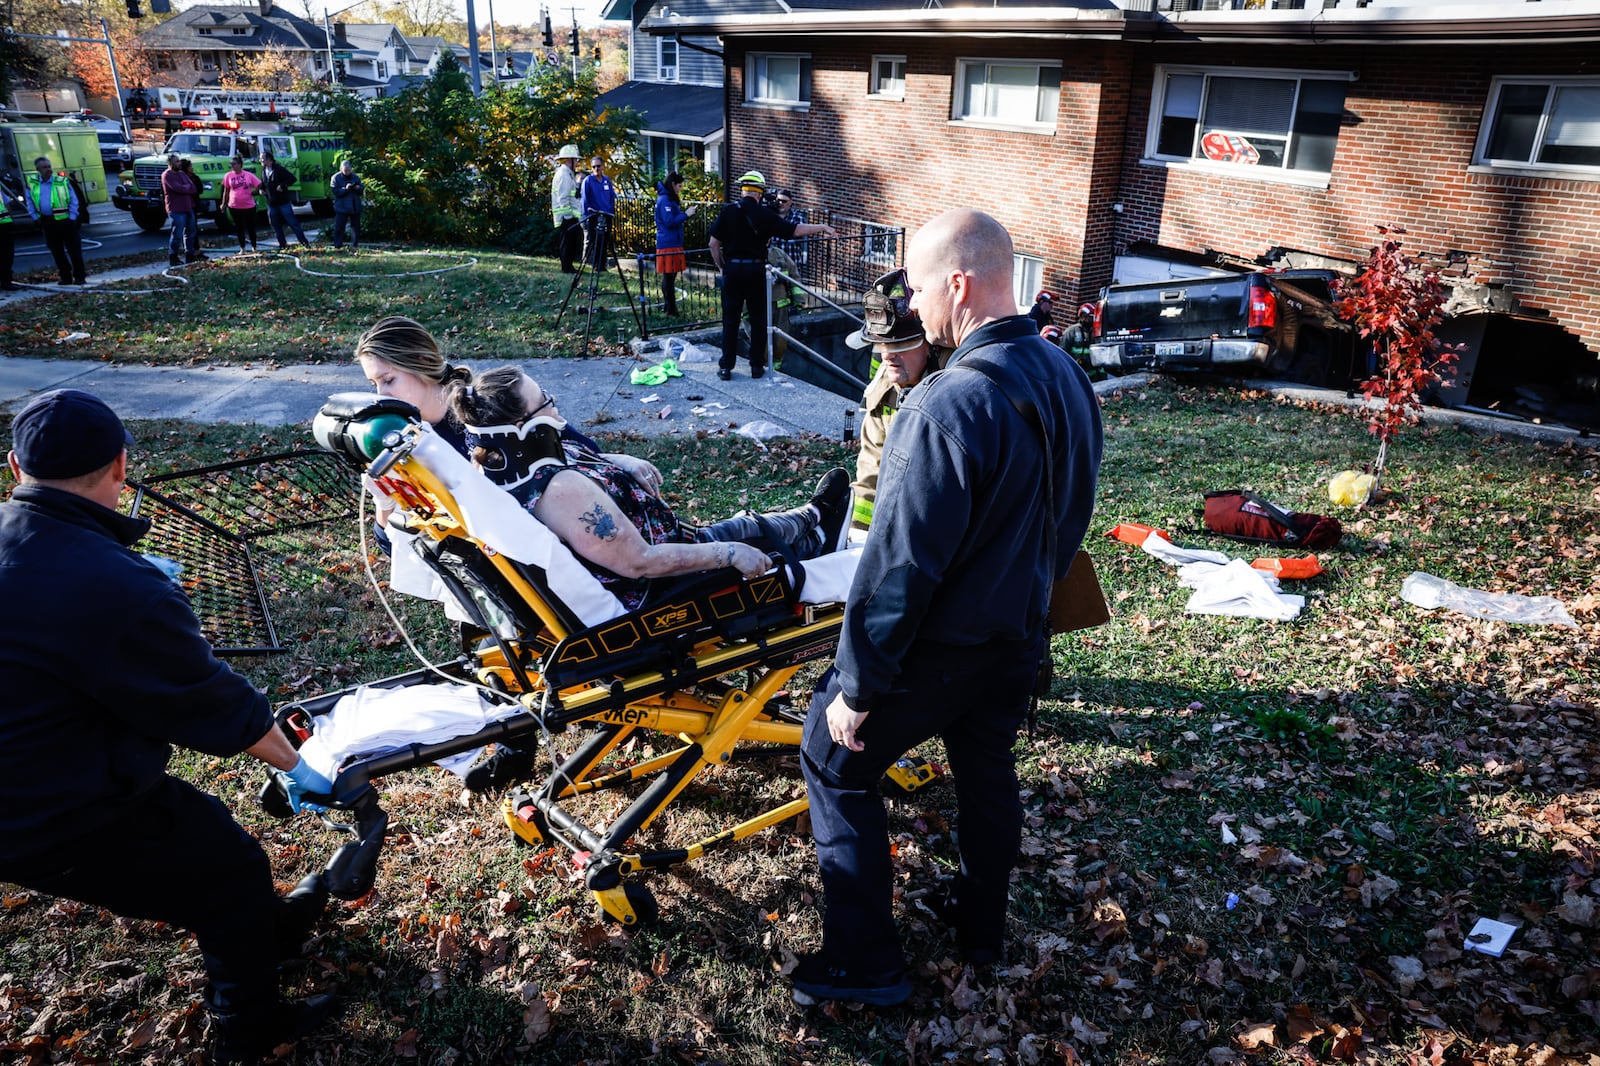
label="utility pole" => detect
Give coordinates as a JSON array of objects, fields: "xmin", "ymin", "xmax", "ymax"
[
  {"xmin": 487, "ymin": 0, "xmax": 500, "ymax": 88},
  {"xmin": 10, "ymin": 22, "xmax": 128, "ymax": 135},
  {"xmin": 464, "ymin": 0, "xmax": 483, "ymax": 94}
]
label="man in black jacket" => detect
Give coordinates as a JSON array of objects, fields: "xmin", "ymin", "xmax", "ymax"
[
  {"xmin": 0, "ymin": 390, "xmax": 338, "ymax": 1061},
  {"xmin": 707, "ymin": 169, "xmax": 835, "ymax": 380},
  {"xmin": 260, "ymin": 150, "xmax": 308, "ymax": 249}
]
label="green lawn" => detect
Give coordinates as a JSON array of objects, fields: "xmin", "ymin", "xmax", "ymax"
[{"xmin": 1, "ymin": 378, "xmax": 1595, "ymax": 1063}]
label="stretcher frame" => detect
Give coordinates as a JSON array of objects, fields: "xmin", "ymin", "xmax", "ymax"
[{"xmin": 268, "ymin": 398, "xmax": 849, "ymax": 925}]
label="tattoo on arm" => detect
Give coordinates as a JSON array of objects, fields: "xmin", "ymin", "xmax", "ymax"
[{"xmin": 579, "ymin": 503, "xmax": 619, "ymax": 541}]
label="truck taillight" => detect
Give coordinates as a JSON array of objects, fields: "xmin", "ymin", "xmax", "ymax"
[
  {"xmin": 1092, "ymin": 300, "xmax": 1103, "ymax": 338},
  {"xmin": 1247, "ymin": 280, "xmax": 1277, "ymax": 331}
]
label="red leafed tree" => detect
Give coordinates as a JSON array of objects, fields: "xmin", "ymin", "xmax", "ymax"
[
  {"xmin": 1332, "ymin": 225, "xmax": 1459, "ymax": 500},
  {"xmin": 70, "ymin": 20, "xmax": 155, "ymax": 102}
]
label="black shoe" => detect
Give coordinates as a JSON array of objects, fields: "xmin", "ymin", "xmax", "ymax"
[
  {"xmin": 790, "ymin": 953, "xmax": 911, "ymax": 1007},
  {"xmin": 0, "ymin": 282, "xmax": 14, "ymax": 291},
  {"xmin": 717, "ymin": 368, "xmax": 733, "ymax": 381},
  {"xmin": 210, "ymin": 993, "xmax": 338, "ymax": 1064},
  {"xmin": 923, "ymin": 888, "xmax": 1004, "ymax": 968},
  {"xmin": 809, "ymin": 468, "xmax": 851, "ymax": 553},
  {"xmin": 277, "ymin": 871, "xmax": 328, "ymax": 960},
  {"xmin": 751, "ymin": 365, "xmax": 766, "ymax": 379},
  {"xmin": 464, "ymin": 745, "xmax": 538, "ymax": 794},
  {"xmin": 168, "ymin": 254, "xmax": 181, "ymax": 267}
]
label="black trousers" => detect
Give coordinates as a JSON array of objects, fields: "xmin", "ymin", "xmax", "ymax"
[
  {"xmin": 720, "ymin": 262, "xmax": 768, "ymax": 372},
  {"xmin": 0, "ymin": 223, "xmax": 13, "ymax": 284},
  {"xmin": 1, "ymin": 775, "xmax": 286, "ymax": 1013},
  {"xmin": 557, "ymin": 217, "xmax": 582, "ymax": 271},
  {"xmin": 228, "ymin": 206, "xmax": 259, "ymax": 249},
  {"xmin": 40, "ymin": 218, "xmax": 86, "ymax": 282}
]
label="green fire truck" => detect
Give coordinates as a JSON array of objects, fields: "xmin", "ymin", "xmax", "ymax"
[
  {"xmin": 1, "ymin": 123, "xmax": 109, "ymax": 229},
  {"xmin": 110, "ymin": 119, "xmax": 347, "ymax": 232}
]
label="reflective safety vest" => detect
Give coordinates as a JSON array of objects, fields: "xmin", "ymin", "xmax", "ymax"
[
  {"xmin": 25, "ymin": 174, "xmax": 73, "ymax": 221},
  {"xmin": 0, "ymin": 201, "xmax": 12, "ymax": 225}
]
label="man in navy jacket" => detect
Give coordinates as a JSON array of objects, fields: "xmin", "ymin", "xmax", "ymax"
[
  {"xmin": 0, "ymin": 390, "xmax": 338, "ymax": 1061},
  {"xmin": 793, "ymin": 209, "xmax": 1104, "ymax": 1006}
]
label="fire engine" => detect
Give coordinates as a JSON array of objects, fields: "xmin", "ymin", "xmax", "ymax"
[{"xmin": 110, "ymin": 119, "xmax": 346, "ymax": 233}]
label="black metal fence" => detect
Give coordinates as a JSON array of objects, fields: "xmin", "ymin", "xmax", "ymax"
[{"xmin": 631, "ymin": 225, "xmax": 905, "ymax": 340}]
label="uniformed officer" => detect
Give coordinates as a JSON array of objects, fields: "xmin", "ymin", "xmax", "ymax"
[
  {"xmin": 24, "ymin": 157, "xmax": 87, "ymax": 286},
  {"xmin": 845, "ymin": 267, "xmax": 943, "ymax": 535},
  {"xmin": 0, "ymin": 182, "xmax": 15, "ymax": 290},
  {"xmin": 707, "ymin": 169, "xmax": 835, "ymax": 380}
]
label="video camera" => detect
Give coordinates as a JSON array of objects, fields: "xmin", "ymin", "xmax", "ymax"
[{"xmin": 759, "ymin": 190, "xmax": 783, "ymax": 212}]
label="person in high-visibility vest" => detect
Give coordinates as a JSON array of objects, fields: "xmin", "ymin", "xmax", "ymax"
[
  {"xmin": 0, "ymin": 186, "xmax": 15, "ymax": 290},
  {"xmin": 23, "ymin": 158, "xmax": 87, "ymax": 286},
  {"xmin": 550, "ymin": 144, "xmax": 582, "ymax": 273}
]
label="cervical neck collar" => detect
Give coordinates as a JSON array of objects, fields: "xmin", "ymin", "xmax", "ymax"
[{"xmin": 465, "ymin": 416, "xmax": 568, "ymax": 491}]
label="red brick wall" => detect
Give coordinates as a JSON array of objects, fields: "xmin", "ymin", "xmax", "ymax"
[
  {"xmin": 727, "ymin": 36, "xmax": 1600, "ymax": 354},
  {"xmin": 1116, "ymin": 44, "xmax": 1600, "ymax": 355}
]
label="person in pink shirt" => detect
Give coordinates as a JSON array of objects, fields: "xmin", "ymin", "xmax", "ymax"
[{"xmin": 221, "ymin": 155, "xmax": 263, "ymax": 253}]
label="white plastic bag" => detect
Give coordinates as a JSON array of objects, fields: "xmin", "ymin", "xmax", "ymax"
[
  {"xmin": 1400, "ymin": 572, "xmax": 1576, "ymax": 627},
  {"xmin": 661, "ymin": 335, "xmax": 714, "ymax": 363},
  {"xmin": 735, "ymin": 420, "xmax": 789, "ymax": 444}
]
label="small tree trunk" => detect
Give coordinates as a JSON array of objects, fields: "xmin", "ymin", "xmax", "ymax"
[{"xmin": 1369, "ymin": 437, "xmax": 1389, "ymax": 503}]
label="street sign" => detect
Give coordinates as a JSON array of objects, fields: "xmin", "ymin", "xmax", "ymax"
[{"xmin": 332, "ymin": 50, "xmax": 353, "ymax": 59}]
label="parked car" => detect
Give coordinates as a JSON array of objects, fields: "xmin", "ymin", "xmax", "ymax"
[{"xmin": 1090, "ymin": 268, "xmax": 1362, "ymax": 388}]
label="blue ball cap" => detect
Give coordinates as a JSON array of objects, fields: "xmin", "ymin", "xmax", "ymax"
[{"xmin": 9, "ymin": 389, "xmax": 133, "ymax": 479}]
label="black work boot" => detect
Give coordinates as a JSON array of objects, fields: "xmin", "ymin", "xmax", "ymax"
[
  {"xmin": 208, "ymin": 993, "xmax": 338, "ymax": 1064},
  {"xmin": 809, "ymin": 468, "xmax": 851, "ymax": 553},
  {"xmin": 277, "ymin": 871, "xmax": 328, "ymax": 960}
]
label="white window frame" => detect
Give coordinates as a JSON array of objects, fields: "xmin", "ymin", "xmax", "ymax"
[
  {"xmin": 376, "ymin": 60, "xmax": 388, "ymax": 80},
  {"xmin": 869, "ymin": 55, "xmax": 906, "ymax": 101},
  {"xmin": 658, "ymin": 36, "xmax": 678, "ymax": 82},
  {"xmin": 1142, "ymin": 63, "xmax": 1353, "ymax": 188},
  {"xmin": 1472, "ymin": 75, "xmax": 1600, "ymax": 179},
  {"xmin": 951, "ymin": 57, "xmax": 1060, "ymax": 133},
  {"xmin": 746, "ymin": 52, "xmax": 810, "ymax": 110},
  {"xmin": 1012, "ymin": 254, "xmax": 1044, "ymax": 314}
]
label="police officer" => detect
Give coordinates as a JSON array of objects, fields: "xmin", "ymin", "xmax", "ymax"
[
  {"xmin": 550, "ymin": 144, "xmax": 582, "ymax": 273},
  {"xmin": 0, "ymin": 390, "xmax": 340, "ymax": 1062},
  {"xmin": 24, "ymin": 157, "xmax": 87, "ymax": 286},
  {"xmin": 707, "ymin": 169, "xmax": 835, "ymax": 380},
  {"xmin": 844, "ymin": 268, "xmax": 943, "ymax": 535}
]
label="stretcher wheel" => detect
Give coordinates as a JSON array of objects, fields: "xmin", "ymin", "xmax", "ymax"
[
  {"xmin": 596, "ymin": 882, "xmax": 658, "ymax": 928},
  {"xmin": 504, "ymin": 790, "xmax": 544, "ymax": 847},
  {"xmin": 883, "ymin": 755, "xmax": 939, "ymax": 796}
]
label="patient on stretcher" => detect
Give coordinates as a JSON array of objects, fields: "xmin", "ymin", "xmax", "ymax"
[{"xmin": 445, "ymin": 366, "xmax": 852, "ymax": 611}]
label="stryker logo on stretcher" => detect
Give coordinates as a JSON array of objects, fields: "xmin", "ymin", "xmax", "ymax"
[{"xmin": 602, "ymin": 707, "xmax": 651, "ymax": 726}]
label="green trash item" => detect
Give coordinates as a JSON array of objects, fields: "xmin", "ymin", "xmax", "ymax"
[{"xmin": 629, "ymin": 358, "xmax": 684, "ymax": 386}]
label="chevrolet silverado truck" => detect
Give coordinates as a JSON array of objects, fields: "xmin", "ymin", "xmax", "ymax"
[{"xmin": 1089, "ymin": 269, "xmax": 1362, "ymax": 388}]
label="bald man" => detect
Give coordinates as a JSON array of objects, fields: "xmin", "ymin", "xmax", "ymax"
[{"xmin": 793, "ymin": 209, "xmax": 1103, "ymax": 1006}]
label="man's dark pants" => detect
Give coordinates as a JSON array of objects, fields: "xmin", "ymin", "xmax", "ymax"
[
  {"xmin": 40, "ymin": 218, "xmax": 86, "ymax": 283},
  {"xmin": 800, "ymin": 635, "xmax": 1041, "ymax": 973},
  {"xmin": 1, "ymin": 223, "xmax": 14, "ymax": 286},
  {"xmin": 558, "ymin": 218, "xmax": 582, "ymax": 272},
  {"xmin": 267, "ymin": 202, "xmax": 307, "ymax": 248},
  {"xmin": 2, "ymin": 775, "xmax": 284, "ymax": 1013},
  {"xmin": 720, "ymin": 262, "xmax": 768, "ymax": 373},
  {"xmin": 332, "ymin": 210, "xmax": 360, "ymax": 249}
]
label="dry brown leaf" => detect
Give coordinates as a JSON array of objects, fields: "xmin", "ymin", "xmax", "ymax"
[{"xmin": 1236, "ymin": 1022, "xmax": 1277, "ymax": 1050}]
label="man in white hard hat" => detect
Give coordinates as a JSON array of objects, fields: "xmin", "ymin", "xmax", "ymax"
[
  {"xmin": 707, "ymin": 169, "xmax": 835, "ymax": 380},
  {"xmin": 550, "ymin": 144, "xmax": 582, "ymax": 273}
]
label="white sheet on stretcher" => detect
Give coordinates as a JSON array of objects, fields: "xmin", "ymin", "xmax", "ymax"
[{"xmin": 297, "ymin": 681, "xmax": 511, "ymax": 780}]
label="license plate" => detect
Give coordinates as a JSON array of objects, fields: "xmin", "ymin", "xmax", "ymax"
[{"xmin": 1155, "ymin": 342, "xmax": 1185, "ymax": 357}]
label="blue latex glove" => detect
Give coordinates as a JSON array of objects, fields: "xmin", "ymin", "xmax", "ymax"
[{"xmin": 277, "ymin": 756, "xmax": 334, "ymax": 815}]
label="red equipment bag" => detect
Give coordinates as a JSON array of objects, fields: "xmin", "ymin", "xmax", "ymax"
[{"xmin": 1201, "ymin": 490, "xmax": 1343, "ymax": 550}]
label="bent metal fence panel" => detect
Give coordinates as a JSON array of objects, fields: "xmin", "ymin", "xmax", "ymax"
[{"xmin": 126, "ymin": 450, "xmax": 360, "ymax": 656}]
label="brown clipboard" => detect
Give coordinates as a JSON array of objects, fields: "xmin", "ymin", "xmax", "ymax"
[{"xmin": 1049, "ymin": 549, "xmax": 1111, "ymax": 633}]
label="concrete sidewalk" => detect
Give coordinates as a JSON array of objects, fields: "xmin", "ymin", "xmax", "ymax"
[{"xmin": 0, "ymin": 351, "xmax": 866, "ymax": 442}]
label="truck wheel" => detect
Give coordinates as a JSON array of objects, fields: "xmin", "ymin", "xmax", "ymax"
[
  {"xmin": 310, "ymin": 198, "xmax": 334, "ymax": 219},
  {"xmin": 131, "ymin": 206, "xmax": 166, "ymax": 233}
]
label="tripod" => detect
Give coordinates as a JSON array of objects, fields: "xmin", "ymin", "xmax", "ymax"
[{"xmin": 555, "ymin": 213, "xmax": 644, "ymax": 353}]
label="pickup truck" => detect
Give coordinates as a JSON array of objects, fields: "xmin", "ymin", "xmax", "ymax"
[{"xmin": 1089, "ymin": 269, "xmax": 1361, "ymax": 388}]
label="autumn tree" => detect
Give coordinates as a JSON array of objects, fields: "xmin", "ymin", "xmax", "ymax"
[
  {"xmin": 220, "ymin": 45, "xmax": 306, "ymax": 92},
  {"xmin": 70, "ymin": 17, "xmax": 156, "ymax": 101},
  {"xmin": 1332, "ymin": 225, "xmax": 1460, "ymax": 501}
]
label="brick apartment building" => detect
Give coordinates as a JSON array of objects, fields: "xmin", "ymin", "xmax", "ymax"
[{"xmin": 654, "ymin": 1, "xmax": 1600, "ymax": 390}]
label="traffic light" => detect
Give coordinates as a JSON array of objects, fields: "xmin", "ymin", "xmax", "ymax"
[
  {"xmin": 334, "ymin": 59, "xmax": 347, "ymax": 80},
  {"xmin": 592, "ymin": 46, "xmax": 601, "ymax": 64},
  {"xmin": 542, "ymin": 9, "xmax": 553, "ymax": 48},
  {"xmin": 570, "ymin": 24, "xmax": 579, "ymax": 56},
  {"xmin": 125, "ymin": 0, "xmax": 144, "ymax": 17}
]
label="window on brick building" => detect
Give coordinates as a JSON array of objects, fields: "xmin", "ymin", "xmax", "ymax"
[
  {"xmin": 747, "ymin": 52, "xmax": 811, "ymax": 107},
  {"xmin": 1477, "ymin": 77, "xmax": 1600, "ymax": 171},
  {"xmin": 870, "ymin": 56, "xmax": 906, "ymax": 100},
  {"xmin": 1012, "ymin": 254, "xmax": 1044, "ymax": 314},
  {"xmin": 1148, "ymin": 66, "xmax": 1348, "ymax": 177},
  {"xmin": 954, "ymin": 59, "xmax": 1060, "ymax": 130}
]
